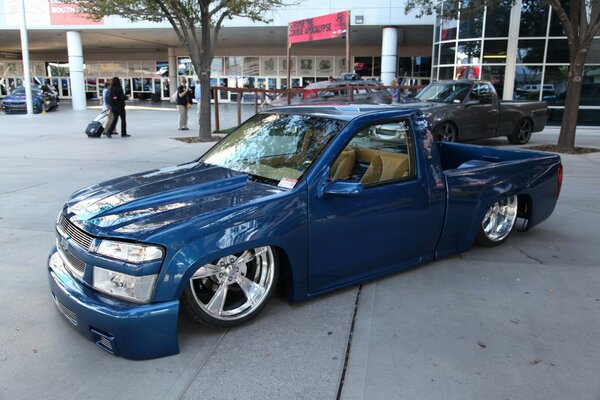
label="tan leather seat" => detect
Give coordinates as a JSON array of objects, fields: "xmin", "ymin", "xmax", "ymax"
[
  {"xmin": 331, "ymin": 148, "xmax": 356, "ymax": 181},
  {"xmin": 360, "ymin": 152, "xmax": 409, "ymax": 185}
]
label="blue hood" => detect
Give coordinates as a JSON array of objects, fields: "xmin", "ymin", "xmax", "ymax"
[{"xmin": 65, "ymin": 161, "xmax": 284, "ymax": 240}]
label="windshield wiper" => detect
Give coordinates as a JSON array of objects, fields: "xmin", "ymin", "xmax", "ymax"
[{"xmin": 246, "ymin": 173, "xmax": 279, "ymax": 186}]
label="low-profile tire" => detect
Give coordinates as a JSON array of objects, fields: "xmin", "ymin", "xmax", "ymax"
[
  {"xmin": 508, "ymin": 119, "xmax": 533, "ymax": 144},
  {"xmin": 182, "ymin": 246, "xmax": 278, "ymax": 328},
  {"xmin": 434, "ymin": 122, "xmax": 458, "ymax": 142},
  {"xmin": 476, "ymin": 195, "xmax": 518, "ymax": 247}
]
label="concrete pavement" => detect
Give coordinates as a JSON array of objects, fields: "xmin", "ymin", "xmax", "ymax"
[{"xmin": 0, "ymin": 103, "xmax": 598, "ymax": 400}]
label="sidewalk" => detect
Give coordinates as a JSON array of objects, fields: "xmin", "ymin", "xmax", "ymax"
[{"xmin": 0, "ymin": 106, "xmax": 598, "ymax": 400}]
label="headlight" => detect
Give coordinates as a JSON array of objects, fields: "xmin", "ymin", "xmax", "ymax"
[
  {"xmin": 93, "ymin": 267, "xmax": 157, "ymax": 303},
  {"xmin": 96, "ymin": 240, "xmax": 163, "ymax": 263}
]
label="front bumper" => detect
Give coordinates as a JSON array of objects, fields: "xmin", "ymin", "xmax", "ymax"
[{"xmin": 48, "ymin": 246, "xmax": 180, "ymax": 360}]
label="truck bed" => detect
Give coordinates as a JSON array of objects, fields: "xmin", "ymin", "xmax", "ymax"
[{"xmin": 434, "ymin": 142, "xmax": 561, "ymax": 258}]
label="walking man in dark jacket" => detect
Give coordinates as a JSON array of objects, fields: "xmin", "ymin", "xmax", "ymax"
[{"xmin": 106, "ymin": 77, "xmax": 130, "ymax": 138}]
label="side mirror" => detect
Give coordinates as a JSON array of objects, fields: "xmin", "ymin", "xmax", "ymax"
[{"xmin": 320, "ymin": 181, "xmax": 364, "ymax": 198}]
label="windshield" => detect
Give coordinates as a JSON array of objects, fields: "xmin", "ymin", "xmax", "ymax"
[
  {"xmin": 201, "ymin": 113, "xmax": 345, "ymax": 185},
  {"xmin": 415, "ymin": 82, "xmax": 471, "ymax": 104},
  {"xmin": 12, "ymin": 86, "xmax": 42, "ymax": 95}
]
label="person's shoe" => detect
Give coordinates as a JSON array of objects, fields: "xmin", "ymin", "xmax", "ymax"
[
  {"xmin": 106, "ymin": 132, "xmax": 112, "ymax": 138},
  {"xmin": 121, "ymin": 133, "xmax": 131, "ymax": 137},
  {"xmin": 183, "ymin": 127, "xmax": 189, "ymax": 130}
]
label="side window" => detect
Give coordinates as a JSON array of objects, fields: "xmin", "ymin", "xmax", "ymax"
[
  {"xmin": 330, "ymin": 119, "xmax": 417, "ymax": 185},
  {"xmin": 472, "ymin": 84, "xmax": 493, "ymax": 104}
]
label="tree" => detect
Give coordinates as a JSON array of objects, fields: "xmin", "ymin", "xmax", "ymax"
[
  {"xmin": 405, "ymin": 0, "xmax": 600, "ymax": 153},
  {"xmin": 76, "ymin": 0, "xmax": 288, "ymax": 141}
]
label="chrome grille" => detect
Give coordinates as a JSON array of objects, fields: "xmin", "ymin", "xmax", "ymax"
[
  {"xmin": 59, "ymin": 215, "xmax": 94, "ymax": 250},
  {"xmin": 62, "ymin": 249, "xmax": 85, "ymax": 275},
  {"xmin": 98, "ymin": 337, "xmax": 114, "ymax": 352},
  {"xmin": 53, "ymin": 294, "xmax": 78, "ymax": 326}
]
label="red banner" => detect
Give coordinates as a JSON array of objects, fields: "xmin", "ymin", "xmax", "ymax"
[
  {"xmin": 49, "ymin": 3, "xmax": 103, "ymax": 25},
  {"xmin": 288, "ymin": 11, "xmax": 348, "ymax": 44}
]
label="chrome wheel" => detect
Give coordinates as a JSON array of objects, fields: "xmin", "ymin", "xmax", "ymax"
[
  {"xmin": 481, "ymin": 196, "xmax": 518, "ymax": 243},
  {"xmin": 435, "ymin": 123, "xmax": 457, "ymax": 142},
  {"xmin": 185, "ymin": 246, "xmax": 276, "ymax": 326}
]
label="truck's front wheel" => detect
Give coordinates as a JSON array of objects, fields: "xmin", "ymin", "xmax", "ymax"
[
  {"xmin": 476, "ymin": 196, "xmax": 518, "ymax": 247},
  {"xmin": 182, "ymin": 246, "xmax": 278, "ymax": 328},
  {"xmin": 434, "ymin": 122, "xmax": 458, "ymax": 142}
]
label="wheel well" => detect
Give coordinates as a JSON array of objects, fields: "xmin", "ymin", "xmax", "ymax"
[
  {"xmin": 517, "ymin": 194, "xmax": 532, "ymax": 229},
  {"xmin": 272, "ymin": 246, "xmax": 294, "ymax": 298}
]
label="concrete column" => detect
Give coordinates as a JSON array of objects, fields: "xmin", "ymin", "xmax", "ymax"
[
  {"xmin": 66, "ymin": 31, "xmax": 86, "ymax": 110},
  {"xmin": 503, "ymin": 0, "xmax": 522, "ymax": 100},
  {"xmin": 380, "ymin": 27, "xmax": 398, "ymax": 85},
  {"xmin": 19, "ymin": 0, "xmax": 33, "ymax": 115},
  {"xmin": 168, "ymin": 47, "xmax": 177, "ymax": 101}
]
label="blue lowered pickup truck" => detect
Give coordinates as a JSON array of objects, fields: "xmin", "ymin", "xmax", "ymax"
[{"xmin": 48, "ymin": 105, "xmax": 562, "ymax": 359}]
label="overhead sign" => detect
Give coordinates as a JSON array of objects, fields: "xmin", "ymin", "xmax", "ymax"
[
  {"xmin": 49, "ymin": 3, "xmax": 103, "ymax": 25},
  {"xmin": 288, "ymin": 11, "xmax": 348, "ymax": 44},
  {"xmin": 3, "ymin": 0, "xmax": 103, "ymax": 26}
]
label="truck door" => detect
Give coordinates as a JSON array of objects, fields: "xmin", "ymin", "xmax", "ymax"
[
  {"xmin": 306, "ymin": 119, "xmax": 433, "ymax": 293},
  {"xmin": 458, "ymin": 83, "xmax": 499, "ymax": 140}
]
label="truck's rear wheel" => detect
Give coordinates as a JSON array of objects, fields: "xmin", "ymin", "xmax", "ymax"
[
  {"xmin": 182, "ymin": 246, "xmax": 278, "ymax": 328},
  {"xmin": 508, "ymin": 119, "xmax": 533, "ymax": 144},
  {"xmin": 476, "ymin": 195, "xmax": 518, "ymax": 247},
  {"xmin": 434, "ymin": 122, "xmax": 458, "ymax": 142}
]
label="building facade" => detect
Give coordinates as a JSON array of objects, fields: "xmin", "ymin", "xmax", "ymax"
[
  {"xmin": 432, "ymin": 0, "xmax": 600, "ymax": 124},
  {"xmin": 0, "ymin": 1, "xmax": 433, "ymax": 105}
]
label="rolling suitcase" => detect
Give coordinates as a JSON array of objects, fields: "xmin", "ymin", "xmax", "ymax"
[{"xmin": 85, "ymin": 110, "xmax": 110, "ymax": 138}]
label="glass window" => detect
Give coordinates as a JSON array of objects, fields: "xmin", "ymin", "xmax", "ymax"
[
  {"xmin": 225, "ymin": 57, "xmax": 243, "ymax": 76},
  {"xmin": 483, "ymin": 40, "xmax": 507, "ymax": 63},
  {"xmin": 582, "ymin": 67, "xmax": 600, "ymax": 106},
  {"xmin": 520, "ymin": 0, "xmax": 549, "ymax": 37},
  {"xmin": 484, "ymin": 0, "xmax": 512, "ymax": 37},
  {"xmin": 441, "ymin": 19, "xmax": 458, "ymax": 41},
  {"xmin": 155, "ymin": 61, "xmax": 168, "ymax": 77},
  {"xmin": 261, "ymin": 57, "xmax": 277, "ymax": 75},
  {"xmin": 298, "ymin": 57, "xmax": 315, "ymax": 76},
  {"xmin": 433, "ymin": 44, "xmax": 440, "ymax": 66},
  {"xmin": 373, "ymin": 57, "xmax": 381, "ymax": 77},
  {"xmin": 398, "ymin": 57, "xmax": 412, "ymax": 77},
  {"xmin": 178, "ymin": 58, "xmax": 194, "ymax": 76},
  {"xmin": 435, "ymin": 16, "xmax": 442, "ymax": 42},
  {"xmin": 243, "ymin": 57, "xmax": 260, "ymax": 76},
  {"xmin": 587, "ymin": 40, "xmax": 600, "ymax": 63},
  {"xmin": 482, "ymin": 65, "xmax": 505, "ymax": 98},
  {"xmin": 440, "ymin": 42, "xmax": 456, "ymax": 64},
  {"xmin": 336, "ymin": 57, "xmax": 347, "ymax": 76},
  {"xmin": 439, "ymin": 67, "xmax": 454, "ymax": 80},
  {"xmin": 543, "ymin": 66, "xmax": 568, "ymax": 105},
  {"xmin": 546, "ymin": 39, "xmax": 569, "ymax": 63},
  {"xmin": 413, "ymin": 57, "xmax": 432, "ymax": 77},
  {"xmin": 456, "ymin": 41, "xmax": 481, "ymax": 64},
  {"xmin": 517, "ymin": 39, "xmax": 545, "ymax": 63},
  {"xmin": 459, "ymin": 3, "xmax": 484, "ymax": 39},
  {"xmin": 316, "ymin": 57, "xmax": 334, "ymax": 76},
  {"xmin": 471, "ymin": 83, "xmax": 494, "ymax": 104},
  {"xmin": 456, "ymin": 65, "xmax": 481, "ymax": 79},
  {"xmin": 549, "ymin": 0, "xmax": 569, "ymax": 36},
  {"xmin": 354, "ymin": 57, "xmax": 373, "ymax": 77},
  {"xmin": 211, "ymin": 58, "xmax": 223, "ymax": 75},
  {"xmin": 279, "ymin": 57, "xmax": 296, "ymax": 76},
  {"xmin": 514, "ymin": 66, "xmax": 543, "ymax": 100},
  {"xmin": 201, "ymin": 113, "xmax": 345, "ymax": 184},
  {"xmin": 331, "ymin": 120, "xmax": 416, "ymax": 185}
]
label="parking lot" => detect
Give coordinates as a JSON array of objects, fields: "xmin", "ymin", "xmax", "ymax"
[{"xmin": 0, "ymin": 103, "xmax": 599, "ymax": 400}]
